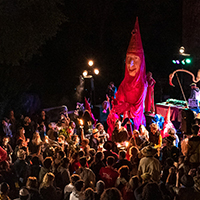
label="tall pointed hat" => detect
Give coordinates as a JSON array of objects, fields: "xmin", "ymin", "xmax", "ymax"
[{"xmin": 127, "ymin": 17, "xmax": 144, "ymax": 56}]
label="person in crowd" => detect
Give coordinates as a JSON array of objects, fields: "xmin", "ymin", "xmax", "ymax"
[
  {"xmin": 47, "ymin": 123, "xmax": 57, "ymax": 141},
  {"xmin": 14, "ymin": 149, "xmax": 30, "ymax": 187},
  {"xmin": 37, "ymin": 110, "xmax": 49, "ymax": 132},
  {"xmin": 38, "ymin": 157, "xmax": 53, "ymax": 183},
  {"xmin": 87, "ymin": 148, "xmax": 96, "ymax": 167},
  {"xmin": 168, "ymin": 127, "xmax": 179, "ymax": 148},
  {"xmin": 69, "ymin": 152, "xmax": 81, "ymax": 174},
  {"xmin": 102, "ymin": 141, "xmax": 118, "ymax": 164},
  {"xmin": 96, "ymin": 123, "xmax": 109, "ymax": 144},
  {"xmin": 16, "ymin": 127, "xmax": 28, "ymax": 147},
  {"xmin": 14, "ymin": 187, "xmax": 30, "ymax": 200},
  {"xmin": 1, "ymin": 118, "xmax": 13, "ymax": 141},
  {"xmin": 100, "ymin": 188, "xmax": 122, "ymax": 200},
  {"xmin": 56, "ymin": 157, "xmax": 71, "ymax": 190},
  {"xmin": 115, "ymin": 165, "xmax": 130, "ymax": 196},
  {"xmin": 29, "ymin": 156, "xmax": 41, "ymax": 179},
  {"xmin": 91, "ymin": 151, "xmax": 105, "ymax": 182},
  {"xmin": 138, "ymin": 124, "xmax": 149, "ymax": 142},
  {"xmin": 84, "ymin": 187, "xmax": 95, "ymax": 200},
  {"xmin": 94, "ymin": 180, "xmax": 105, "ymax": 200},
  {"xmin": 69, "ymin": 179, "xmax": 85, "ymax": 200},
  {"xmin": 186, "ymin": 124, "xmax": 200, "ymax": 169},
  {"xmin": 76, "ymin": 157, "xmax": 96, "ymax": 189},
  {"xmin": 53, "ymin": 150, "xmax": 65, "ymax": 174},
  {"xmin": 64, "ymin": 174, "xmax": 81, "ymax": 200},
  {"xmin": 39, "ymin": 172, "xmax": 61, "ymax": 200},
  {"xmin": 138, "ymin": 145, "xmax": 161, "ymax": 182},
  {"xmin": 26, "ymin": 176, "xmax": 42, "ymax": 200},
  {"xmin": 89, "ymin": 129, "xmax": 100, "ymax": 152},
  {"xmin": 0, "ymin": 182, "xmax": 10, "ymax": 200},
  {"xmin": 142, "ymin": 182, "xmax": 164, "ymax": 200},
  {"xmin": 129, "ymin": 130, "xmax": 144, "ymax": 150},
  {"xmin": 68, "ymin": 121, "xmax": 77, "ymax": 136},
  {"xmin": 99, "ymin": 156, "xmax": 119, "ymax": 188},
  {"xmin": 161, "ymin": 136, "xmax": 179, "ymax": 164},
  {"xmin": 149, "ymin": 123, "xmax": 162, "ymax": 154},
  {"xmin": 129, "ymin": 146, "xmax": 140, "ymax": 176},
  {"xmin": 113, "ymin": 150, "xmax": 132, "ymax": 171},
  {"xmin": 107, "ymin": 81, "xmax": 117, "ymax": 100},
  {"xmin": 1, "ymin": 136, "xmax": 13, "ymax": 163},
  {"xmin": 28, "ymin": 131, "xmax": 42, "ymax": 157},
  {"xmin": 23, "ymin": 117, "xmax": 34, "ymax": 140},
  {"xmin": 112, "ymin": 119, "xmax": 129, "ymax": 143}
]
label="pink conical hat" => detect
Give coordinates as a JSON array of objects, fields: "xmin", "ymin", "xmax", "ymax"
[
  {"xmin": 165, "ymin": 106, "xmax": 171, "ymax": 121},
  {"xmin": 127, "ymin": 17, "xmax": 144, "ymax": 55}
]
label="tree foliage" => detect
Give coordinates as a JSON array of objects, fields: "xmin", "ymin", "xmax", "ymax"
[{"xmin": 0, "ymin": 0, "xmax": 67, "ymax": 65}]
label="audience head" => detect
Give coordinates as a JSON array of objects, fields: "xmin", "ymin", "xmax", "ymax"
[
  {"xmin": 95, "ymin": 151, "xmax": 104, "ymax": 162},
  {"xmin": 42, "ymin": 172, "xmax": 55, "ymax": 187},
  {"xmin": 191, "ymin": 124, "xmax": 199, "ymax": 135},
  {"xmin": 129, "ymin": 176, "xmax": 139, "ymax": 190},
  {"xmin": 19, "ymin": 187, "xmax": 29, "ymax": 200},
  {"xmin": 100, "ymin": 188, "xmax": 122, "ymax": 200},
  {"xmin": 79, "ymin": 156, "xmax": 87, "ymax": 167},
  {"xmin": 26, "ymin": 176, "xmax": 38, "ymax": 189},
  {"xmin": 129, "ymin": 146, "xmax": 139, "ymax": 157},
  {"xmin": 84, "ymin": 187, "xmax": 95, "ymax": 200},
  {"xmin": 106, "ymin": 156, "xmax": 115, "ymax": 166},
  {"xmin": 119, "ymin": 150, "xmax": 126, "ymax": 160},
  {"xmin": 17, "ymin": 149, "xmax": 26, "ymax": 160},
  {"xmin": 96, "ymin": 180, "xmax": 105, "ymax": 195},
  {"xmin": 0, "ymin": 182, "xmax": 10, "ymax": 195},
  {"xmin": 43, "ymin": 157, "xmax": 53, "ymax": 169},
  {"xmin": 74, "ymin": 180, "xmax": 85, "ymax": 192},
  {"xmin": 71, "ymin": 174, "xmax": 81, "ymax": 185},
  {"xmin": 118, "ymin": 166, "xmax": 129, "ymax": 181},
  {"xmin": 60, "ymin": 157, "xmax": 70, "ymax": 168},
  {"xmin": 142, "ymin": 182, "xmax": 163, "ymax": 200}
]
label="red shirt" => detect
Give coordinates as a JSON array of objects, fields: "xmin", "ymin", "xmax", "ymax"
[{"xmin": 99, "ymin": 166, "xmax": 119, "ymax": 188}]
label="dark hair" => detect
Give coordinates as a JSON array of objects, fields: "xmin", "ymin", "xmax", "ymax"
[
  {"xmin": 0, "ymin": 182, "xmax": 9, "ymax": 194},
  {"xmin": 119, "ymin": 150, "xmax": 126, "ymax": 159},
  {"xmin": 119, "ymin": 166, "xmax": 129, "ymax": 181},
  {"xmin": 82, "ymin": 139, "xmax": 89, "ymax": 145},
  {"xmin": 43, "ymin": 157, "xmax": 53, "ymax": 169},
  {"xmin": 31, "ymin": 156, "xmax": 40, "ymax": 166},
  {"xmin": 79, "ymin": 157, "xmax": 87, "ymax": 167},
  {"xmin": 84, "ymin": 188, "xmax": 95, "ymax": 200},
  {"xmin": 191, "ymin": 124, "xmax": 199, "ymax": 135},
  {"xmin": 107, "ymin": 156, "xmax": 114, "ymax": 166},
  {"xmin": 74, "ymin": 180, "xmax": 84, "ymax": 192},
  {"xmin": 142, "ymin": 182, "xmax": 163, "ymax": 200},
  {"xmin": 71, "ymin": 174, "xmax": 81, "ymax": 185},
  {"xmin": 95, "ymin": 151, "xmax": 103, "ymax": 162},
  {"xmin": 57, "ymin": 150, "xmax": 65, "ymax": 158},
  {"xmin": 100, "ymin": 188, "xmax": 122, "ymax": 200},
  {"xmin": 79, "ymin": 150, "xmax": 85, "ymax": 158},
  {"xmin": 60, "ymin": 157, "xmax": 70, "ymax": 168},
  {"xmin": 26, "ymin": 177, "xmax": 38, "ymax": 189}
]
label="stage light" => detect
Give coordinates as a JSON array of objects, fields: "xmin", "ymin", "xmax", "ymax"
[
  {"xmin": 185, "ymin": 58, "xmax": 191, "ymax": 64},
  {"xmin": 94, "ymin": 68, "xmax": 99, "ymax": 75},
  {"xmin": 172, "ymin": 60, "xmax": 176, "ymax": 64},
  {"xmin": 179, "ymin": 46, "xmax": 185, "ymax": 54},
  {"xmin": 176, "ymin": 60, "xmax": 180, "ymax": 64},
  {"xmin": 88, "ymin": 60, "xmax": 94, "ymax": 66},
  {"xmin": 181, "ymin": 60, "xmax": 185, "ymax": 65},
  {"xmin": 83, "ymin": 70, "xmax": 88, "ymax": 77}
]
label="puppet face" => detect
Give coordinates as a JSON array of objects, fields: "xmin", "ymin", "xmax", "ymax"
[{"xmin": 126, "ymin": 54, "xmax": 141, "ymax": 77}]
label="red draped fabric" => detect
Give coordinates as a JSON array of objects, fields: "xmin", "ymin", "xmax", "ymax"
[{"xmin": 112, "ymin": 18, "xmax": 147, "ymax": 130}]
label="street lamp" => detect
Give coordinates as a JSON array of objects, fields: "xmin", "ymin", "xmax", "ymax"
[
  {"xmin": 83, "ymin": 70, "xmax": 88, "ymax": 77},
  {"xmin": 88, "ymin": 60, "xmax": 94, "ymax": 67},
  {"xmin": 94, "ymin": 68, "xmax": 99, "ymax": 75}
]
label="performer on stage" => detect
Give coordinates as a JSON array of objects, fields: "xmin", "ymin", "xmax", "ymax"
[
  {"xmin": 145, "ymin": 72, "xmax": 156, "ymax": 113},
  {"xmin": 112, "ymin": 17, "xmax": 147, "ymax": 130}
]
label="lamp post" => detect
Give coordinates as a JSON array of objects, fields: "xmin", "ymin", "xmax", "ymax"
[{"xmin": 82, "ymin": 60, "xmax": 99, "ymax": 107}]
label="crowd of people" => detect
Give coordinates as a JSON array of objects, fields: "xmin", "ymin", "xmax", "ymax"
[{"xmin": 0, "ymin": 108, "xmax": 200, "ymax": 200}]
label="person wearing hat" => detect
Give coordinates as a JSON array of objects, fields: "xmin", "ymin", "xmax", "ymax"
[
  {"xmin": 189, "ymin": 83, "xmax": 200, "ymax": 99},
  {"xmin": 175, "ymin": 174, "xmax": 200, "ymax": 200},
  {"xmin": 186, "ymin": 124, "xmax": 200, "ymax": 169},
  {"xmin": 89, "ymin": 128, "xmax": 100, "ymax": 151},
  {"xmin": 138, "ymin": 145, "xmax": 161, "ymax": 182},
  {"xmin": 14, "ymin": 187, "xmax": 30, "ymax": 200}
]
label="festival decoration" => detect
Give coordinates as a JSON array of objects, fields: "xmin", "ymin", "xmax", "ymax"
[
  {"xmin": 169, "ymin": 69, "xmax": 200, "ymax": 87},
  {"xmin": 112, "ymin": 17, "xmax": 147, "ymax": 129}
]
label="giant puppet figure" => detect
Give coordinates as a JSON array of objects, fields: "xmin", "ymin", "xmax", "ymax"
[{"xmin": 113, "ymin": 18, "xmax": 147, "ymax": 130}]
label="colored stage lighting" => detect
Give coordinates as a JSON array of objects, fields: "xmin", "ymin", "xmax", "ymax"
[{"xmin": 185, "ymin": 58, "xmax": 191, "ymax": 64}]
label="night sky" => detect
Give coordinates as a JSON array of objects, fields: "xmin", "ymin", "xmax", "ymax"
[{"xmin": 1, "ymin": 0, "xmax": 188, "ymax": 115}]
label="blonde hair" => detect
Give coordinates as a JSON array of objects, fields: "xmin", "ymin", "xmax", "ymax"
[{"xmin": 41, "ymin": 172, "xmax": 55, "ymax": 188}]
